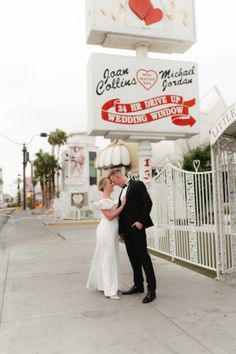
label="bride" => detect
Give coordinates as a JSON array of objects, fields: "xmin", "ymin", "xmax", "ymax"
[{"xmin": 86, "ymin": 177, "xmax": 126, "ymax": 300}]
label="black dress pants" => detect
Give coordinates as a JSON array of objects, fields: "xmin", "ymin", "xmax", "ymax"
[{"xmin": 124, "ymin": 226, "xmax": 156, "ymax": 291}]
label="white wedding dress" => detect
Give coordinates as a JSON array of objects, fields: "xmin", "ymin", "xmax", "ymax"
[{"xmin": 86, "ymin": 198, "xmax": 120, "ymax": 297}]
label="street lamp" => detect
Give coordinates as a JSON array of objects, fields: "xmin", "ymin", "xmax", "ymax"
[
  {"xmin": 27, "ymin": 159, "xmax": 36, "ymax": 209},
  {"xmin": 22, "ymin": 133, "xmax": 48, "ymax": 210},
  {"xmin": 0, "ymin": 132, "xmax": 48, "ymax": 210}
]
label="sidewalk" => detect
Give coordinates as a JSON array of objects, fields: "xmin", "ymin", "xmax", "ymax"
[{"xmin": 0, "ymin": 211, "xmax": 236, "ymax": 354}]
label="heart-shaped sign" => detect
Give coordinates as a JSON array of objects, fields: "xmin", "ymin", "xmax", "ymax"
[
  {"xmin": 144, "ymin": 5, "xmax": 163, "ymax": 25},
  {"xmin": 128, "ymin": 0, "xmax": 152, "ymax": 20},
  {"xmin": 136, "ymin": 69, "xmax": 158, "ymax": 90},
  {"xmin": 72, "ymin": 193, "xmax": 84, "ymax": 205}
]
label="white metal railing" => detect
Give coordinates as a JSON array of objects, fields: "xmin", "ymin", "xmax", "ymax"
[{"xmin": 147, "ymin": 164, "xmax": 218, "ymax": 271}]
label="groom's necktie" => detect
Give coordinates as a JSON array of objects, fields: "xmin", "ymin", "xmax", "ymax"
[{"xmin": 118, "ymin": 183, "xmax": 128, "ymax": 206}]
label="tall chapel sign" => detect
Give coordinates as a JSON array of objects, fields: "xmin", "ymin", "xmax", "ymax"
[
  {"xmin": 86, "ymin": 0, "xmax": 196, "ymax": 53},
  {"xmin": 86, "ymin": 0, "xmax": 199, "ymax": 142},
  {"xmin": 88, "ymin": 54, "xmax": 199, "ymax": 140}
]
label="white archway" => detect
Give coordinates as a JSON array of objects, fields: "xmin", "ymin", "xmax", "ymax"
[{"xmin": 211, "ymin": 103, "xmax": 236, "ymax": 274}]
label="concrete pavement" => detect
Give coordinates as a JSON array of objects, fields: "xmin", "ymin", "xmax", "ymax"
[{"xmin": 0, "ymin": 211, "xmax": 236, "ymax": 354}]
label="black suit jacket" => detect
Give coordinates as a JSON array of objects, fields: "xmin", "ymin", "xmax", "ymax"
[{"xmin": 118, "ymin": 180, "xmax": 153, "ymax": 234}]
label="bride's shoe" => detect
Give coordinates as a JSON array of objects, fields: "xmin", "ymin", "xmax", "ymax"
[{"xmin": 107, "ymin": 295, "xmax": 120, "ymax": 300}]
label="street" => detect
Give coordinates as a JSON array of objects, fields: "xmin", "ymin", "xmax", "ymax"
[{"xmin": 0, "ymin": 211, "xmax": 236, "ymax": 354}]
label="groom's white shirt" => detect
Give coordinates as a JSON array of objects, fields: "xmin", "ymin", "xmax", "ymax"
[{"xmin": 120, "ymin": 178, "xmax": 131, "ymax": 201}]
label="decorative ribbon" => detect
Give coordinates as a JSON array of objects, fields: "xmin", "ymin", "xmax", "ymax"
[{"xmin": 101, "ymin": 95, "xmax": 196, "ymax": 127}]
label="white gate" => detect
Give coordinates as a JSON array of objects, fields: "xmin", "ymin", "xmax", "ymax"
[
  {"xmin": 147, "ymin": 164, "xmax": 219, "ymax": 273},
  {"xmin": 128, "ymin": 148, "xmax": 236, "ymax": 277}
]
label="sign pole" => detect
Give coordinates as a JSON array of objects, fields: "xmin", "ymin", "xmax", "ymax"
[{"xmin": 135, "ymin": 44, "xmax": 152, "ymax": 182}]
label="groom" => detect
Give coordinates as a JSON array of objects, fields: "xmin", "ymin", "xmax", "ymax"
[{"xmin": 109, "ymin": 168, "xmax": 156, "ymax": 304}]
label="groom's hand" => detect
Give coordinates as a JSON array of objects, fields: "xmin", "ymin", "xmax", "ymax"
[
  {"xmin": 119, "ymin": 233, "xmax": 124, "ymax": 241},
  {"xmin": 132, "ymin": 221, "xmax": 143, "ymax": 230}
]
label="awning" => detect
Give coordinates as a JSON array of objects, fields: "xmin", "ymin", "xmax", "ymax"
[{"xmin": 95, "ymin": 144, "xmax": 131, "ymax": 169}]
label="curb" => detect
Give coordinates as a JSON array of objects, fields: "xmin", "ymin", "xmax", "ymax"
[{"xmin": 44, "ymin": 220, "xmax": 99, "ymax": 227}]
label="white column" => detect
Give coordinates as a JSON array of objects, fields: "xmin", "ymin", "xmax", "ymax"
[
  {"xmin": 138, "ymin": 140, "xmax": 152, "ymax": 182},
  {"xmin": 136, "ymin": 44, "xmax": 152, "ymax": 182}
]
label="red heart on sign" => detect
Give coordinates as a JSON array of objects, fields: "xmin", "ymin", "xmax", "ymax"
[
  {"xmin": 144, "ymin": 5, "xmax": 163, "ymax": 25},
  {"xmin": 129, "ymin": 0, "xmax": 152, "ymax": 20}
]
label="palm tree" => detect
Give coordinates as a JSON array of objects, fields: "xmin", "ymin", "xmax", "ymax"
[
  {"xmin": 48, "ymin": 129, "xmax": 68, "ymax": 157},
  {"xmin": 48, "ymin": 129, "xmax": 68, "ymax": 196},
  {"xmin": 34, "ymin": 150, "xmax": 60, "ymax": 209}
]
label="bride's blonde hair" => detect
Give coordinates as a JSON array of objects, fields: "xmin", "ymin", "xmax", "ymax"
[{"xmin": 98, "ymin": 177, "xmax": 108, "ymax": 192}]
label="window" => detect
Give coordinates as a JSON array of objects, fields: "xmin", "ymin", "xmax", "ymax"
[{"xmin": 89, "ymin": 151, "xmax": 97, "ymax": 185}]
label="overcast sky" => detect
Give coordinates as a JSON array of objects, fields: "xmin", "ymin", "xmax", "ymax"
[{"xmin": 1, "ymin": 0, "xmax": 236, "ymax": 195}]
